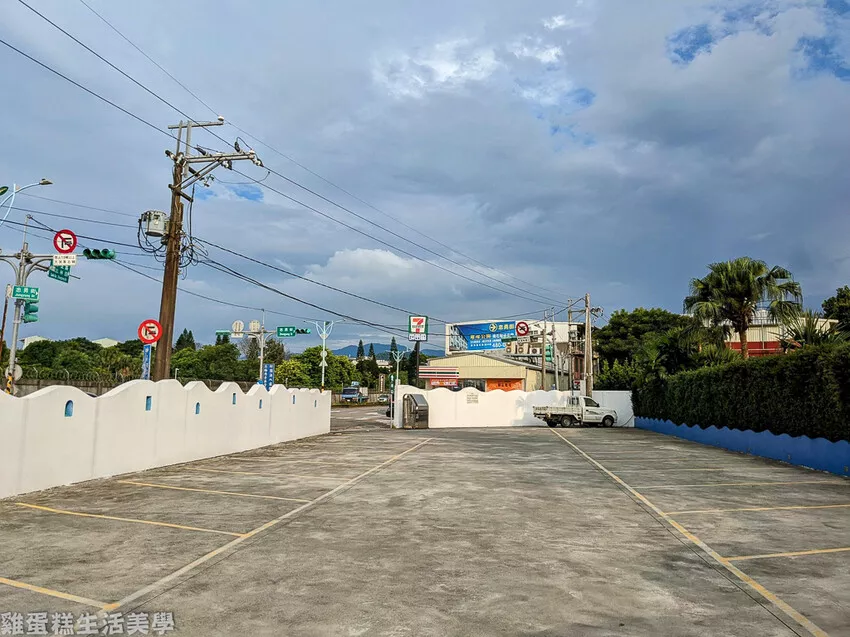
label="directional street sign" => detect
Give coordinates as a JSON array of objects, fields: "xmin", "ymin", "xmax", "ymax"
[
  {"xmin": 215, "ymin": 330, "xmax": 230, "ymax": 336},
  {"xmin": 138, "ymin": 318, "xmax": 163, "ymax": 345},
  {"xmin": 277, "ymin": 326, "xmax": 296, "ymax": 338},
  {"xmin": 249, "ymin": 320, "xmax": 261, "ymax": 333},
  {"xmin": 231, "ymin": 320, "xmax": 244, "ymax": 339},
  {"xmin": 52, "ymin": 254, "xmax": 77, "ymax": 267},
  {"xmin": 53, "ymin": 229, "xmax": 77, "ymax": 254},
  {"xmin": 48, "ymin": 266, "xmax": 70, "ymax": 283},
  {"xmin": 12, "ymin": 286, "xmax": 38, "ymax": 301}
]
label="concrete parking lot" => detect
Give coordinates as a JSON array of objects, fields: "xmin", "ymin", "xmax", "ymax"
[{"xmin": 1, "ymin": 420, "xmax": 848, "ymax": 636}]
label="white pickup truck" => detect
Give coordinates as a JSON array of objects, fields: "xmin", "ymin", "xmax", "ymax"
[{"xmin": 533, "ymin": 396, "xmax": 618, "ymax": 428}]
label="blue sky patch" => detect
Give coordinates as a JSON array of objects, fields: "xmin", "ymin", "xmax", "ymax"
[
  {"xmin": 194, "ymin": 188, "xmax": 215, "ymax": 201},
  {"xmin": 797, "ymin": 36, "xmax": 850, "ymax": 81},
  {"xmin": 826, "ymin": 0, "xmax": 850, "ymax": 15},
  {"xmin": 667, "ymin": 23, "xmax": 715, "ymax": 64},
  {"xmin": 228, "ymin": 184, "xmax": 264, "ymax": 201}
]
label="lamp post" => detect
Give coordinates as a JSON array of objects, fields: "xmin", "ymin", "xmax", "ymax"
[
  {"xmin": 390, "ymin": 346, "xmax": 407, "ymax": 423},
  {"xmin": 309, "ymin": 319, "xmax": 342, "ymax": 391},
  {"xmin": 0, "ymin": 179, "xmax": 52, "ymax": 230}
]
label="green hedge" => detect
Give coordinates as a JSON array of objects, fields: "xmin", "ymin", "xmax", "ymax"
[{"xmin": 632, "ymin": 344, "xmax": 850, "ymax": 442}]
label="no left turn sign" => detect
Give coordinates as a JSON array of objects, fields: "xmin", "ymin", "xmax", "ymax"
[
  {"xmin": 53, "ymin": 229, "xmax": 77, "ymax": 254},
  {"xmin": 138, "ymin": 319, "xmax": 163, "ymax": 345}
]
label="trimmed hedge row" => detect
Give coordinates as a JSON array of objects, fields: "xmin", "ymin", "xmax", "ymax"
[{"xmin": 632, "ymin": 344, "xmax": 850, "ymax": 442}]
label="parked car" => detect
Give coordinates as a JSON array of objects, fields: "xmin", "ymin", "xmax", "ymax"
[
  {"xmin": 340, "ymin": 385, "xmax": 369, "ymax": 403},
  {"xmin": 533, "ymin": 396, "xmax": 617, "ymax": 428},
  {"xmin": 377, "ymin": 394, "xmax": 389, "ymax": 403}
]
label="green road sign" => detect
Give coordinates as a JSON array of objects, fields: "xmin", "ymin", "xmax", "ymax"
[
  {"xmin": 277, "ymin": 326, "xmax": 296, "ymax": 338},
  {"xmin": 12, "ymin": 286, "xmax": 38, "ymax": 301},
  {"xmin": 0, "ymin": 186, "xmax": 8, "ymax": 197},
  {"xmin": 48, "ymin": 265, "xmax": 70, "ymax": 283},
  {"xmin": 215, "ymin": 330, "xmax": 230, "ymax": 336},
  {"xmin": 501, "ymin": 337, "xmax": 517, "ymax": 343}
]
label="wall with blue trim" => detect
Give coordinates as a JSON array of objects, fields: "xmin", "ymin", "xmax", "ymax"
[{"xmin": 635, "ymin": 418, "xmax": 850, "ymax": 477}]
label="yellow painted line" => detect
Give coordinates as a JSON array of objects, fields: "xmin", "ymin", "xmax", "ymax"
[
  {"xmin": 634, "ymin": 480, "xmax": 837, "ymax": 490},
  {"xmin": 15, "ymin": 502, "xmax": 245, "ymax": 537},
  {"xmin": 117, "ymin": 480, "xmax": 311, "ymax": 502},
  {"xmin": 187, "ymin": 467, "xmax": 346, "ymax": 481},
  {"xmin": 0, "ymin": 576, "xmax": 107, "ymax": 608},
  {"xmin": 106, "ymin": 438, "xmax": 433, "ymax": 612},
  {"xmin": 667, "ymin": 503, "xmax": 850, "ymax": 515},
  {"xmin": 726, "ymin": 547, "xmax": 850, "ymax": 561},
  {"xmin": 549, "ymin": 429, "xmax": 829, "ymax": 637}
]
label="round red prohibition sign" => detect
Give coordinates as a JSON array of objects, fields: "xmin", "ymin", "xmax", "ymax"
[
  {"xmin": 138, "ymin": 319, "xmax": 163, "ymax": 345},
  {"xmin": 516, "ymin": 321, "xmax": 530, "ymax": 337},
  {"xmin": 53, "ymin": 229, "xmax": 77, "ymax": 254}
]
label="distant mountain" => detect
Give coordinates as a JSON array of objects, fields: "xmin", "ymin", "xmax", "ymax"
[{"xmin": 333, "ymin": 343, "xmax": 443, "ymax": 359}]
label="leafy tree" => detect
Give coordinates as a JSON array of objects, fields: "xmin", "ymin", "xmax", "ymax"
[
  {"xmin": 241, "ymin": 337, "xmax": 261, "ymax": 361},
  {"xmin": 115, "ymin": 339, "xmax": 144, "ymax": 358},
  {"xmin": 693, "ymin": 344, "xmax": 741, "ymax": 367},
  {"xmin": 174, "ymin": 329, "xmax": 196, "ymax": 351},
  {"xmin": 275, "ymin": 359, "xmax": 311, "ymax": 387},
  {"xmin": 356, "ymin": 340, "xmax": 365, "ymax": 360},
  {"xmin": 264, "ymin": 338, "xmax": 285, "ymax": 365},
  {"xmin": 594, "ymin": 308, "xmax": 692, "ymax": 366},
  {"xmin": 684, "ymin": 257, "xmax": 802, "ymax": 359},
  {"xmin": 96, "ymin": 347, "xmax": 136, "ymax": 377},
  {"xmin": 405, "ymin": 345, "xmax": 427, "ymax": 381},
  {"xmin": 355, "ymin": 357, "xmax": 381, "ymax": 388},
  {"xmin": 596, "ymin": 359, "xmax": 640, "ymax": 390},
  {"xmin": 215, "ymin": 333, "xmax": 231, "ymax": 345},
  {"xmin": 780, "ymin": 309, "xmax": 848, "ymax": 351},
  {"xmin": 295, "ymin": 346, "xmax": 357, "ymax": 389},
  {"xmin": 18, "ymin": 340, "xmax": 60, "ymax": 368},
  {"xmin": 822, "ymin": 286, "xmax": 850, "ymax": 327},
  {"xmin": 55, "ymin": 349, "xmax": 93, "ymax": 376},
  {"xmin": 368, "ymin": 343, "xmax": 376, "ymax": 360}
]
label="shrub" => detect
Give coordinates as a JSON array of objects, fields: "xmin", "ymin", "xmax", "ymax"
[{"xmin": 632, "ymin": 344, "xmax": 850, "ymax": 442}]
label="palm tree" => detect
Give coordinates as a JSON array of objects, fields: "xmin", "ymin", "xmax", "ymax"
[
  {"xmin": 683, "ymin": 257, "xmax": 802, "ymax": 359},
  {"xmin": 780, "ymin": 309, "xmax": 848, "ymax": 351}
]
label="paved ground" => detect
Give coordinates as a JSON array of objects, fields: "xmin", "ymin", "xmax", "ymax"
[
  {"xmin": 1, "ymin": 417, "xmax": 848, "ymax": 636},
  {"xmin": 330, "ymin": 404, "xmax": 391, "ymax": 432}
]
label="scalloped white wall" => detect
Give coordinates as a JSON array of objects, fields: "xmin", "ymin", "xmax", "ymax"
[{"xmin": 0, "ymin": 380, "xmax": 330, "ymax": 499}]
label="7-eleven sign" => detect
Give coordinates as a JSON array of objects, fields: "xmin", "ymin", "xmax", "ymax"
[{"xmin": 408, "ymin": 315, "xmax": 429, "ymax": 342}]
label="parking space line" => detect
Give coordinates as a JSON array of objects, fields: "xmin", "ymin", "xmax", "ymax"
[
  {"xmin": 225, "ymin": 458, "xmax": 370, "ymax": 467},
  {"xmin": 187, "ymin": 467, "xmax": 347, "ymax": 481},
  {"xmin": 0, "ymin": 576, "xmax": 107, "ymax": 609},
  {"xmin": 666, "ymin": 503, "xmax": 850, "ymax": 515},
  {"xmin": 726, "ymin": 547, "xmax": 850, "ymax": 561},
  {"xmin": 105, "ymin": 438, "xmax": 433, "ymax": 613},
  {"xmin": 634, "ymin": 480, "xmax": 836, "ymax": 490},
  {"xmin": 614, "ymin": 468, "xmax": 728, "ymax": 472},
  {"xmin": 15, "ymin": 502, "xmax": 245, "ymax": 537},
  {"xmin": 116, "ymin": 481, "xmax": 311, "ymax": 502},
  {"xmin": 549, "ymin": 429, "xmax": 829, "ymax": 637}
]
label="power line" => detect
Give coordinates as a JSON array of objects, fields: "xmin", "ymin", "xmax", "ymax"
[{"xmin": 18, "ymin": 192, "xmax": 138, "ymax": 218}]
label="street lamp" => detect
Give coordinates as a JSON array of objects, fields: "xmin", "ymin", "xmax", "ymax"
[
  {"xmin": 390, "ymin": 346, "xmax": 407, "ymax": 423},
  {"xmin": 0, "ymin": 179, "xmax": 52, "ymax": 230},
  {"xmin": 308, "ymin": 319, "xmax": 344, "ymax": 391}
]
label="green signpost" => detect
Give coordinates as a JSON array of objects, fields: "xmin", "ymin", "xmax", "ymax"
[
  {"xmin": 48, "ymin": 265, "xmax": 70, "ymax": 283},
  {"xmin": 12, "ymin": 285, "xmax": 38, "ymax": 301}
]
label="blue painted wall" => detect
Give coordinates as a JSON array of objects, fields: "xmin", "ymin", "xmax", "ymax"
[{"xmin": 635, "ymin": 418, "xmax": 850, "ymax": 477}]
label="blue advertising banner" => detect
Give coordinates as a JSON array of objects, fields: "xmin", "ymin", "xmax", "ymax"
[
  {"xmin": 141, "ymin": 344, "xmax": 152, "ymax": 380},
  {"xmin": 262, "ymin": 363, "xmax": 275, "ymax": 390},
  {"xmin": 448, "ymin": 321, "xmax": 517, "ymax": 352}
]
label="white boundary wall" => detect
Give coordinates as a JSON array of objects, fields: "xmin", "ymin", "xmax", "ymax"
[
  {"xmin": 393, "ymin": 386, "xmax": 633, "ymax": 429},
  {"xmin": 0, "ymin": 380, "xmax": 330, "ymax": 499}
]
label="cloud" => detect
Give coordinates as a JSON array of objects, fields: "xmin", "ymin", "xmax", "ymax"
[{"xmin": 2, "ymin": 0, "xmax": 849, "ymax": 351}]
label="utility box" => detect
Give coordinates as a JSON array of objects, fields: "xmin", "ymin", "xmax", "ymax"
[
  {"xmin": 141, "ymin": 210, "xmax": 168, "ymax": 237},
  {"xmin": 402, "ymin": 394, "xmax": 429, "ymax": 429}
]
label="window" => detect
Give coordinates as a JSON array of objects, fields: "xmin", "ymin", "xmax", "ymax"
[
  {"xmin": 145, "ymin": 396, "xmax": 152, "ymax": 412},
  {"xmin": 259, "ymin": 399, "xmax": 263, "ymax": 410},
  {"xmin": 195, "ymin": 402, "xmax": 201, "ymax": 415},
  {"xmin": 585, "ymin": 398, "xmax": 599, "ymax": 408},
  {"xmin": 232, "ymin": 393, "xmax": 237, "ymax": 405},
  {"xmin": 64, "ymin": 400, "xmax": 74, "ymax": 418}
]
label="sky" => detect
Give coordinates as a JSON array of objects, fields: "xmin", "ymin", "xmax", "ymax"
[{"xmin": 1, "ymin": 0, "xmax": 849, "ymax": 351}]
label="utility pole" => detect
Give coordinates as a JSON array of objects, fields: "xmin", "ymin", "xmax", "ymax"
[
  {"xmin": 0, "ymin": 220, "xmax": 56, "ymax": 394},
  {"xmin": 151, "ymin": 118, "xmax": 263, "ymax": 381},
  {"xmin": 0, "ymin": 284, "xmax": 9, "ymax": 365},
  {"xmin": 584, "ymin": 292, "xmax": 593, "ymax": 397},
  {"xmin": 257, "ymin": 310, "xmax": 266, "ymax": 382},
  {"xmin": 540, "ymin": 309, "xmax": 548, "ymax": 390},
  {"xmin": 567, "ymin": 302, "xmax": 574, "ymax": 395},
  {"xmin": 552, "ymin": 318, "xmax": 559, "ymax": 391}
]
